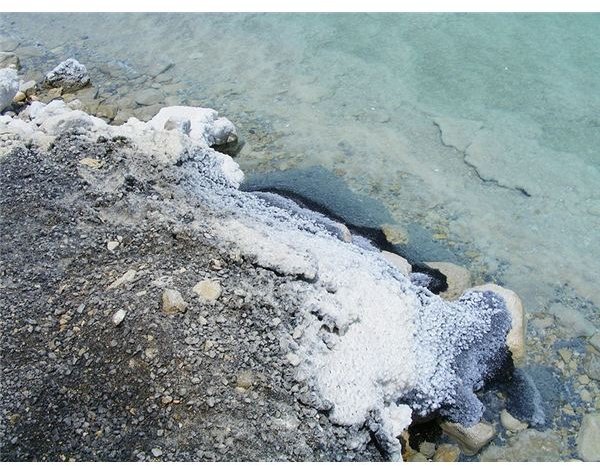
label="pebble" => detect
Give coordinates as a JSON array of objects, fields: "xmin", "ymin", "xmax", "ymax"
[
  {"xmin": 419, "ymin": 441, "xmax": 436, "ymax": 458},
  {"xmin": 286, "ymin": 353, "xmax": 301, "ymax": 366},
  {"xmin": 162, "ymin": 288, "xmax": 187, "ymax": 314},
  {"xmin": 111, "ymin": 309, "xmax": 126, "ymax": 326},
  {"xmin": 44, "ymin": 58, "xmax": 90, "ymax": 92},
  {"xmin": 500, "ymin": 409, "xmax": 528, "ymax": 432},
  {"xmin": 0, "ymin": 52, "xmax": 19, "ymax": 69},
  {"xmin": 583, "ymin": 350, "xmax": 600, "ymax": 381},
  {"xmin": 440, "ymin": 421, "xmax": 496, "ymax": 455},
  {"xmin": 12, "ymin": 91, "xmax": 26, "ymax": 102},
  {"xmin": 407, "ymin": 452, "xmax": 427, "ymax": 462},
  {"xmin": 19, "ymin": 80, "xmax": 36, "ymax": 95},
  {"xmin": 432, "ymin": 444, "xmax": 460, "ymax": 462},
  {"xmin": 151, "ymin": 448, "xmax": 163, "ymax": 457},
  {"xmin": 381, "ymin": 223, "xmax": 409, "ymax": 245},
  {"xmin": 107, "ymin": 240, "xmax": 119, "ymax": 251},
  {"xmin": 236, "ymin": 371, "xmax": 254, "ymax": 389},
  {"xmin": 107, "ymin": 269, "xmax": 137, "ymax": 289},
  {"xmin": 425, "ymin": 261, "xmax": 471, "ymax": 300},
  {"xmin": 192, "ymin": 280, "xmax": 222, "ymax": 302}
]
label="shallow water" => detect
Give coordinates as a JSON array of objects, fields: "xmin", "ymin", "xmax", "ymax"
[{"xmin": 2, "ymin": 13, "xmax": 599, "ymax": 316}]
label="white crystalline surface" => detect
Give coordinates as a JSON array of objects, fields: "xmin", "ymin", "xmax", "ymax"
[{"xmin": 0, "ymin": 101, "xmax": 511, "ymax": 459}]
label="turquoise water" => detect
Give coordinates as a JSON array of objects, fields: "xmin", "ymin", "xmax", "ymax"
[{"xmin": 2, "ymin": 13, "xmax": 599, "ymax": 316}]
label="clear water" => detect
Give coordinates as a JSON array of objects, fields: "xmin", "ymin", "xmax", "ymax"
[{"xmin": 2, "ymin": 13, "xmax": 599, "ymax": 316}]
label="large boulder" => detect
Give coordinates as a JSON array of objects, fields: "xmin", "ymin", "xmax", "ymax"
[
  {"xmin": 0, "ymin": 67, "xmax": 18, "ymax": 112},
  {"xmin": 44, "ymin": 58, "xmax": 90, "ymax": 92}
]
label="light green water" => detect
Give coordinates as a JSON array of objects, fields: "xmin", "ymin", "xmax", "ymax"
[{"xmin": 2, "ymin": 13, "xmax": 599, "ymax": 317}]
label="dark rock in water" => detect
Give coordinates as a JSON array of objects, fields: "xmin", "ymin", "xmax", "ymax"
[
  {"xmin": 212, "ymin": 133, "xmax": 245, "ymax": 157},
  {"xmin": 504, "ymin": 365, "xmax": 562, "ymax": 428}
]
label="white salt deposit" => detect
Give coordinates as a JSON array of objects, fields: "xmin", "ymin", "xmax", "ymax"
[{"xmin": 0, "ymin": 99, "xmax": 514, "ymax": 460}]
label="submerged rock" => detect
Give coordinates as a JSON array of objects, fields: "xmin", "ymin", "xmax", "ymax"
[
  {"xmin": 0, "ymin": 67, "xmax": 19, "ymax": 112},
  {"xmin": 425, "ymin": 261, "xmax": 471, "ymax": 300},
  {"xmin": 577, "ymin": 413, "xmax": 600, "ymax": 461},
  {"xmin": 480, "ymin": 429, "xmax": 563, "ymax": 461},
  {"xmin": 44, "ymin": 58, "xmax": 90, "ymax": 92}
]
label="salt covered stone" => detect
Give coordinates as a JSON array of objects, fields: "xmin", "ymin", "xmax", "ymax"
[
  {"xmin": 469, "ymin": 283, "xmax": 525, "ymax": 365},
  {"xmin": 0, "ymin": 67, "xmax": 19, "ymax": 112},
  {"xmin": 425, "ymin": 261, "xmax": 471, "ymax": 300},
  {"xmin": 192, "ymin": 279, "xmax": 222, "ymax": 302},
  {"xmin": 44, "ymin": 58, "xmax": 90, "ymax": 92},
  {"xmin": 441, "ymin": 421, "xmax": 496, "ymax": 455}
]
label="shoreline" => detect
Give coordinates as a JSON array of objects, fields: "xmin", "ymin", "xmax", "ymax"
[{"xmin": 1, "ymin": 53, "xmax": 598, "ymax": 462}]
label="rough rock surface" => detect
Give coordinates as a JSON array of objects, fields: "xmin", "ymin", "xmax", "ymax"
[
  {"xmin": 0, "ymin": 100, "xmax": 515, "ymax": 461},
  {"xmin": 0, "ymin": 67, "xmax": 18, "ymax": 112},
  {"xmin": 440, "ymin": 421, "xmax": 496, "ymax": 455},
  {"xmin": 577, "ymin": 413, "xmax": 600, "ymax": 461},
  {"xmin": 44, "ymin": 58, "xmax": 90, "ymax": 92}
]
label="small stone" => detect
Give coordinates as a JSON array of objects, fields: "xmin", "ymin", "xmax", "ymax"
[
  {"xmin": 95, "ymin": 104, "xmax": 118, "ymax": 121},
  {"xmin": 107, "ymin": 269, "xmax": 136, "ymax": 289},
  {"xmin": 79, "ymin": 157, "xmax": 104, "ymax": 169},
  {"xmin": 381, "ymin": 223, "xmax": 409, "ymax": 245},
  {"xmin": 500, "ymin": 409, "xmax": 528, "ymax": 432},
  {"xmin": 45, "ymin": 87, "xmax": 63, "ymax": 102},
  {"xmin": 381, "ymin": 251, "xmax": 412, "ymax": 276},
  {"xmin": 286, "ymin": 353, "xmax": 301, "ymax": 366},
  {"xmin": 19, "ymin": 80, "xmax": 36, "ymax": 95},
  {"xmin": 419, "ymin": 441, "xmax": 436, "ymax": 458},
  {"xmin": 558, "ymin": 347, "xmax": 572, "ymax": 363},
  {"xmin": 112, "ymin": 309, "xmax": 126, "ymax": 326},
  {"xmin": 425, "ymin": 261, "xmax": 471, "ymax": 300},
  {"xmin": 44, "ymin": 58, "xmax": 90, "ymax": 92},
  {"xmin": 579, "ymin": 374, "xmax": 590, "ymax": 385},
  {"xmin": 107, "ymin": 240, "xmax": 119, "ymax": 251},
  {"xmin": 161, "ymin": 395, "xmax": 173, "ymax": 405},
  {"xmin": 0, "ymin": 52, "xmax": 19, "ymax": 69},
  {"xmin": 151, "ymin": 448, "xmax": 162, "ymax": 458},
  {"xmin": 12, "ymin": 91, "xmax": 25, "ymax": 102},
  {"xmin": 589, "ymin": 333, "xmax": 600, "ymax": 352},
  {"xmin": 407, "ymin": 452, "xmax": 427, "ymax": 462},
  {"xmin": 441, "ymin": 421, "xmax": 496, "ymax": 455},
  {"xmin": 433, "ymin": 444, "xmax": 460, "ymax": 462},
  {"xmin": 584, "ymin": 350, "xmax": 600, "ymax": 381},
  {"xmin": 481, "ymin": 429, "xmax": 562, "ymax": 461},
  {"xmin": 134, "ymin": 88, "xmax": 163, "ymax": 106},
  {"xmin": 236, "ymin": 371, "xmax": 254, "ymax": 389},
  {"xmin": 580, "ymin": 389, "xmax": 592, "ymax": 403},
  {"xmin": 192, "ymin": 280, "xmax": 221, "ymax": 302},
  {"xmin": 469, "ymin": 284, "xmax": 526, "ymax": 365},
  {"xmin": 162, "ymin": 288, "xmax": 187, "ymax": 314}
]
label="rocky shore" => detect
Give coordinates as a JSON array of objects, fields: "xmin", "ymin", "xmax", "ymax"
[{"xmin": 1, "ymin": 54, "xmax": 599, "ymax": 462}]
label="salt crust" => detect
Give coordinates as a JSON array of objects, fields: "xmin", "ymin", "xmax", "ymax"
[{"xmin": 0, "ymin": 100, "xmax": 512, "ymax": 460}]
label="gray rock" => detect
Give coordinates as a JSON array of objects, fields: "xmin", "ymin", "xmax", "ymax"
[
  {"xmin": 44, "ymin": 59, "xmax": 90, "ymax": 92},
  {"xmin": 0, "ymin": 52, "xmax": 20, "ymax": 70},
  {"xmin": 0, "ymin": 37, "xmax": 20, "ymax": 52},
  {"xmin": 134, "ymin": 89, "xmax": 163, "ymax": 106},
  {"xmin": 112, "ymin": 309, "xmax": 126, "ymax": 326},
  {"xmin": 192, "ymin": 279, "xmax": 222, "ymax": 302},
  {"xmin": 548, "ymin": 302, "xmax": 596, "ymax": 338},
  {"xmin": 0, "ymin": 67, "xmax": 19, "ymax": 112},
  {"xmin": 578, "ymin": 413, "xmax": 600, "ymax": 461},
  {"xmin": 583, "ymin": 349, "xmax": 600, "ymax": 381}
]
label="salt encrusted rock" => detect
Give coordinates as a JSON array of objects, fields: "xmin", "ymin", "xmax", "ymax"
[
  {"xmin": 44, "ymin": 59, "xmax": 90, "ymax": 92},
  {"xmin": 0, "ymin": 52, "xmax": 19, "ymax": 69},
  {"xmin": 500, "ymin": 409, "xmax": 528, "ymax": 432},
  {"xmin": 192, "ymin": 279, "xmax": 222, "ymax": 302},
  {"xmin": 577, "ymin": 413, "xmax": 600, "ymax": 461},
  {"xmin": 381, "ymin": 250, "xmax": 412, "ymax": 276},
  {"xmin": 162, "ymin": 288, "xmax": 187, "ymax": 314},
  {"xmin": 469, "ymin": 283, "xmax": 525, "ymax": 365},
  {"xmin": 425, "ymin": 261, "xmax": 471, "ymax": 300},
  {"xmin": 0, "ymin": 67, "xmax": 19, "ymax": 112},
  {"xmin": 440, "ymin": 421, "xmax": 496, "ymax": 455}
]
